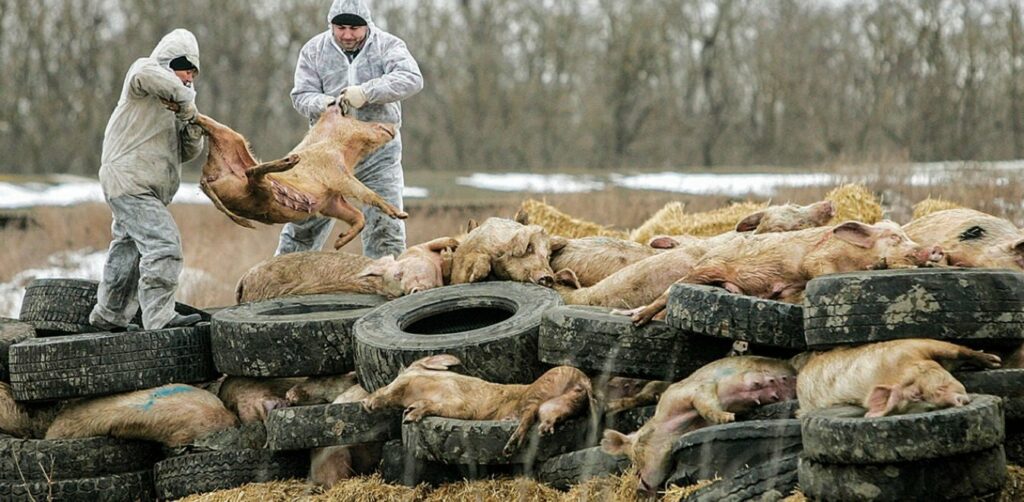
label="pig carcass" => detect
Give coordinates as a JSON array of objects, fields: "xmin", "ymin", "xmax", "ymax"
[
  {"xmin": 647, "ymin": 200, "xmax": 836, "ymax": 250},
  {"xmin": 556, "ymin": 246, "xmax": 703, "ymax": 310},
  {"xmin": 796, "ymin": 339, "xmax": 1001, "ymax": 417},
  {"xmin": 308, "ymin": 383, "xmax": 381, "ymax": 487},
  {"xmin": 0, "ymin": 382, "xmax": 59, "ymax": 438},
  {"xmin": 450, "ymin": 218, "xmax": 567, "ymax": 287},
  {"xmin": 362, "ymin": 354, "xmax": 594, "ymax": 454},
  {"xmin": 285, "ymin": 372, "xmax": 359, "ymax": 405},
  {"xmin": 601, "ymin": 356, "xmax": 797, "ymax": 495},
  {"xmin": 194, "ymin": 104, "xmax": 407, "ymax": 250},
  {"xmin": 218, "ymin": 376, "xmax": 302, "ymax": 424},
  {"xmin": 358, "ymin": 236, "xmax": 460, "ymax": 297},
  {"xmin": 46, "ymin": 384, "xmax": 238, "ymax": 447},
  {"xmin": 628, "ymin": 220, "xmax": 944, "ymax": 325},
  {"xmin": 550, "ymin": 237, "xmax": 660, "ymax": 287},
  {"xmin": 235, "ymin": 251, "xmax": 376, "ymax": 303},
  {"xmin": 904, "ymin": 208, "xmax": 1024, "ymax": 270}
]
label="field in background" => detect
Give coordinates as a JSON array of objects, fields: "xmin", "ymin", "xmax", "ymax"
[{"xmin": 3, "ymin": 162, "xmax": 1023, "ymax": 310}]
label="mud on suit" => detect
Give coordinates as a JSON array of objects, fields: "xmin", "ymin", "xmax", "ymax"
[
  {"xmin": 90, "ymin": 29, "xmax": 204, "ymax": 330},
  {"xmin": 278, "ymin": 0, "xmax": 424, "ymax": 259}
]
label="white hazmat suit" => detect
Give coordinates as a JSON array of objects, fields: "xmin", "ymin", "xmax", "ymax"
[
  {"xmin": 90, "ymin": 29, "xmax": 204, "ymax": 331},
  {"xmin": 278, "ymin": 0, "xmax": 423, "ymax": 259}
]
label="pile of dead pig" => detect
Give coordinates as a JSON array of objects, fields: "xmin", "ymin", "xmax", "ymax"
[{"xmin": 2, "ymin": 187, "xmax": 1024, "ymax": 501}]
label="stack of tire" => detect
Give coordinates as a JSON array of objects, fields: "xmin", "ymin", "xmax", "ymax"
[{"xmin": 3, "ymin": 278, "xmax": 218, "ymax": 501}]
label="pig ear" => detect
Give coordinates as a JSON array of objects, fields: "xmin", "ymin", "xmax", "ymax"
[
  {"xmin": 357, "ymin": 255, "xmax": 396, "ymax": 278},
  {"xmin": 415, "ymin": 354, "xmax": 460, "ymax": 371},
  {"xmin": 1012, "ymin": 237, "xmax": 1024, "ymax": 255},
  {"xmin": 735, "ymin": 211, "xmax": 766, "ymax": 232},
  {"xmin": 832, "ymin": 221, "xmax": 877, "ymax": 249},
  {"xmin": 554, "ymin": 268, "xmax": 581, "ymax": 289},
  {"xmin": 649, "ymin": 236, "xmax": 678, "ymax": 249},
  {"xmin": 600, "ymin": 429, "xmax": 635, "ymax": 457},
  {"xmin": 466, "ymin": 219, "xmax": 479, "ymax": 232},
  {"xmin": 550, "ymin": 235, "xmax": 568, "ymax": 252},
  {"xmin": 504, "ymin": 229, "xmax": 534, "ymax": 258},
  {"xmin": 865, "ymin": 384, "xmax": 902, "ymax": 418},
  {"xmin": 513, "ymin": 208, "xmax": 529, "ymax": 225}
]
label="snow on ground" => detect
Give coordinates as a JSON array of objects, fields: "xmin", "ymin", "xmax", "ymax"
[
  {"xmin": 0, "ymin": 249, "xmax": 216, "ymax": 319},
  {"xmin": 456, "ymin": 173, "xmax": 606, "ymax": 193},
  {"xmin": 608, "ymin": 172, "xmax": 838, "ymax": 196}
]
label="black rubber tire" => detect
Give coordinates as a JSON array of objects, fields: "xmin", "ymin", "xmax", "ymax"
[
  {"xmin": 153, "ymin": 449, "xmax": 306, "ymax": 500},
  {"xmin": 804, "ymin": 269, "xmax": 1024, "ymax": 349},
  {"xmin": 380, "ymin": 439, "xmax": 518, "ymax": 486},
  {"xmin": 211, "ymin": 293, "xmax": 386, "ymax": 377},
  {"xmin": 1005, "ymin": 426, "xmax": 1024, "ymax": 466},
  {"xmin": 536, "ymin": 446, "xmax": 631, "ymax": 490},
  {"xmin": 0, "ymin": 470, "xmax": 154, "ymax": 502},
  {"xmin": 798, "ymin": 446, "xmax": 1007, "ymax": 502},
  {"xmin": 956, "ymin": 369, "xmax": 1024, "ymax": 420},
  {"xmin": 683, "ymin": 453, "xmax": 798, "ymax": 502},
  {"xmin": 163, "ymin": 421, "xmax": 268, "ymax": 457},
  {"xmin": 667, "ymin": 419, "xmax": 802, "ymax": 487},
  {"xmin": 738, "ymin": 400, "xmax": 800, "ymax": 421},
  {"xmin": 603, "ymin": 405, "xmax": 656, "ymax": 435},
  {"xmin": 402, "ymin": 415, "xmax": 590, "ymax": 466},
  {"xmin": 665, "ymin": 284, "xmax": 806, "ymax": 351},
  {"xmin": 800, "ymin": 394, "xmax": 1003, "ymax": 464},
  {"xmin": 0, "ymin": 435, "xmax": 161, "ymax": 481},
  {"xmin": 18, "ymin": 278, "xmax": 209, "ymax": 336},
  {"xmin": 539, "ymin": 305, "xmax": 733, "ymax": 381},
  {"xmin": 354, "ymin": 282, "xmax": 563, "ymax": 392},
  {"xmin": 265, "ymin": 402, "xmax": 401, "ymax": 450},
  {"xmin": 0, "ymin": 319, "xmax": 34, "ymax": 382},
  {"xmin": 8, "ymin": 325, "xmax": 215, "ymax": 401}
]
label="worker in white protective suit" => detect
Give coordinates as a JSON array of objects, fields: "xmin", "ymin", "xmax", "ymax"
[
  {"xmin": 89, "ymin": 29, "xmax": 205, "ymax": 331},
  {"xmin": 279, "ymin": 0, "xmax": 423, "ymax": 259}
]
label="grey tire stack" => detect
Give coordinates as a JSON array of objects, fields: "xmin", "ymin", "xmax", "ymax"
[{"xmin": 798, "ymin": 395, "xmax": 1007, "ymax": 501}]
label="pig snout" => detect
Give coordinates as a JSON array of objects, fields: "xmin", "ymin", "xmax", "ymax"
[
  {"xmin": 818, "ymin": 200, "xmax": 836, "ymax": 220},
  {"xmin": 534, "ymin": 273, "xmax": 555, "ymax": 288},
  {"xmin": 914, "ymin": 245, "xmax": 944, "ymax": 265}
]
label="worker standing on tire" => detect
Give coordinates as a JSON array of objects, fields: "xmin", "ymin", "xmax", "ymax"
[
  {"xmin": 89, "ymin": 29, "xmax": 205, "ymax": 331},
  {"xmin": 278, "ymin": 0, "xmax": 423, "ymax": 259}
]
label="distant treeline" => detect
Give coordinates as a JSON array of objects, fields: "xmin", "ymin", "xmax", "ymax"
[{"xmin": 1, "ymin": 0, "xmax": 1023, "ymax": 176}]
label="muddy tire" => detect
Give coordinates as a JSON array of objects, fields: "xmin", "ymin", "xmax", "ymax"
[
  {"xmin": 804, "ymin": 269, "xmax": 1024, "ymax": 349},
  {"xmin": 0, "ymin": 320, "xmax": 34, "ymax": 382},
  {"xmin": 798, "ymin": 446, "xmax": 1006, "ymax": 502},
  {"xmin": 536, "ymin": 446, "xmax": 631, "ymax": 490},
  {"xmin": 265, "ymin": 402, "xmax": 401, "ymax": 450},
  {"xmin": 956, "ymin": 369, "xmax": 1024, "ymax": 420},
  {"xmin": 18, "ymin": 278, "xmax": 209, "ymax": 336},
  {"xmin": 683, "ymin": 453, "xmax": 798, "ymax": 502},
  {"xmin": 402, "ymin": 415, "xmax": 590, "ymax": 466},
  {"xmin": 665, "ymin": 284, "xmax": 806, "ymax": 351},
  {"xmin": 539, "ymin": 305, "xmax": 732, "ymax": 380},
  {"xmin": 667, "ymin": 419, "xmax": 802, "ymax": 487},
  {"xmin": 211, "ymin": 293, "xmax": 386, "ymax": 377},
  {"xmin": 153, "ymin": 449, "xmax": 306, "ymax": 500},
  {"xmin": 801, "ymin": 394, "xmax": 1003, "ymax": 463},
  {"xmin": 0, "ymin": 435, "xmax": 161, "ymax": 481},
  {"xmin": 354, "ymin": 282, "xmax": 562, "ymax": 392},
  {"xmin": 738, "ymin": 400, "xmax": 800, "ymax": 421},
  {"xmin": 0, "ymin": 470, "xmax": 154, "ymax": 502},
  {"xmin": 8, "ymin": 325, "xmax": 215, "ymax": 401},
  {"xmin": 603, "ymin": 405, "xmax": 656, "ymax": 435},
  {"xmin": 380, "ymin": 439, "xmax": 512, "ymax": 486},
  {"xmin": 163, "ymin": 421, "xmax": 268, "ymax": 457}
]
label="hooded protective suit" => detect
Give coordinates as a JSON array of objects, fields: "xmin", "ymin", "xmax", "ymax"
[
  {"xmin": 90, "ymin": 29, "xmax": 204, "ymax": 331},
  {"xmin": 278, "ymin": 0, "xmax": 423, "ymax": 259}
]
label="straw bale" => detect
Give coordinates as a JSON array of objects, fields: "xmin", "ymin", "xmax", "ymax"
[
  {"xmin": 912, "ymin": 197, "xmax": 964, "ymax": 220},
  {"xmin": 515, "ymin": 199, "xmax": 627, "ymax": 239}
]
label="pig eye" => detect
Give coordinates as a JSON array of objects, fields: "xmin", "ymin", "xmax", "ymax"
[
  {"xmin": 889, "ymin": 235, "xmax": 902, "ymax": 243},
  {"xmin": 959, "ymin": 226, "xmax": 985, "ymax": 241},
  {"xmin": 526, "ymin": 244, "xmax": 534, "ymax": 254}
]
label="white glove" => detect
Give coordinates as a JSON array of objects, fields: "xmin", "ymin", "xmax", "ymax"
[
  {"xmin": 321, "ymin": 94, "xmax": 337, "ymax": 111},
  {"xmin": 182, "ymin": 123, "xmax": 204, "ymax": 141},
  {"xmin": 175, "ymin": 101, "xmax": 197, "ymax": 123},
  {"xmin": 339, "ymin": 85, "xmax": 367, "ymax": 109}
]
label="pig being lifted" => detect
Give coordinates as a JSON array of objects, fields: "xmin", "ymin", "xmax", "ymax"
[
  {"xmin": 362, "ymin": 354, "xmax": 594, "ymax": 454},
  {"xmin": 450, "ymin": 218, "xmax": 567, "ymax": 287},
  {"xmin": 796, "ymin": 339, "xmax": 1001, "ymax": 417},
  {"xmin": 904, "ymin": 208, "xmax": 1024, "ymax": 270},
  {"xmin": 601, "ymin": 356, "xmax": 797, "ymax": 495},
  {"xmin": 193, "ymin": 103, "xmax": 407, "ymax": 250},
  {"xmin": 628, "ymin": 220, "xmax": 944, "ymax": 325}
]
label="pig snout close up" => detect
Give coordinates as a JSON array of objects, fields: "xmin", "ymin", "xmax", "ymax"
[
  {"xmin": 601, "ymin": 356, "xmax": 796, "ymax": 495},
  {"xmin": 796, "ymin": 339, "xmax": 1001, "ymax": 418}
]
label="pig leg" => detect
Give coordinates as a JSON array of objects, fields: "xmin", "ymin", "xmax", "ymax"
[
  {"xmin": 320, "ymin": 196, "xmax": 366, "ymax": 250},
  {"xmin": 606, "ymin": 381, "xmax": 671, "ymax": 414},
  {"xmin": 401, "ymin": 399, "xmax": 463, "ymax": 423},
  {"xmin": 322, "ymin": 170, "xmax": 408, "ymax": 221},
  {"xmin": 504, "ymin": 404, "xmax": 542, "ymax": 455},
  {"xmin": 246, "ymin": 154, "xmax": 300, "ymax": 178},
  {"xmin": 922, "ymin": 342, "xmax": 1002, "ymax": 369},
  {"xmin": 424, "ymin": 236, "xmax": 461, "ymax": 252},
  {"xmin": 536, "ymin": 384, "xmax": 590, "ymax": 435},
  {"xmin": 200, "ymin": 178, "xmax": 254, "ymax": 229},
  {"xmin": 692, "ymin": 383, "xmax": 734, "ymax": 424},
  {"xmin": 622, "ymin": 286, "xmax": 672, "ymax": 326}
]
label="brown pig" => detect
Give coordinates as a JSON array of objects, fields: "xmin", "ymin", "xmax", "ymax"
[
  {"xmin": 647, "ymin": 200, "xmax": 836, "ymax": 250},
  {"xmin": 309, "ymin": 384, "xmax": 382, "ymax": 488},
  {"xmin": 46, "ymin": 384, "xmax": 238, "ymax": 447},
  {"xmin": 601, "ymin": 356, "xmax": 797, "ymax": 495},
  {"xmin": 218, "ymin": 377, "xmax": 303, "ymax": 424},
  {"xmin": 363, "ymin": 354, "xmax": 594, "ymax": 454},
  {"xmin": 358, "ymin": 236, "xmax": 461, "ymax": 297},
  {"xmin": 904, "ymin": 208, "xmax": 1024, "ymax": 270},
  {"xmin": 235, "ymin": 251, "xmax": 377, "ymax": 303},
  {"xmin": 285, "ymin": 372, "xmax": 359, "ymax": 405},
  {"xmin": 0, "ymin": 382, "xmax": 60, "ymax": 438},
  {"xmin": 796, "ymin": 339, "xmax": 1001, "ymax": 417},
  {"xmin": 193, "ymin": 104, "xmax": 407, "ymax": 250},
  {"xmin": 628, "ymin": 220, "xmax": 945, "ymax": 325},
  {"xmin": 450, "ymin": 218, "xmax": 567, "ymax": 287},
  {"xmin": 550, "ymin": 237, "xmax": 659, "ymax": 287},
  {"xmin": 556, "ymin": 246, "xmax": 703, "ymax": 310},
  {"xmin": 604, "ymin": 380, "xmax": 672, "ymax": 414}
]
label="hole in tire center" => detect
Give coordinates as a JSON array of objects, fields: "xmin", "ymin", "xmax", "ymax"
[
  {"xmin": 405, "ymin": 306, "xmax": 514, "ymax": 335},
  {"xmin": 260, "ymin": 304, "xmax": 364, "ymax": 316}
]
